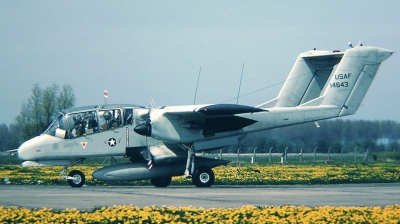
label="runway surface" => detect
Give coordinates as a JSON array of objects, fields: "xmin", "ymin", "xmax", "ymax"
[{"xmin": 1, "ymin": 183, "xmax": 399, "ymax": 210}]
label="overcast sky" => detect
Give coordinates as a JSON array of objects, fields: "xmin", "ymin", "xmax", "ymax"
[{"xmin": 1, "ymin": 1, "xmax": 399, "ymax": 126}]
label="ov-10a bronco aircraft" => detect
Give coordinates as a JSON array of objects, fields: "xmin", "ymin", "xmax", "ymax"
[{"xmin": 17, "ymin": 44, "xmax": 392, "ymax": 187}]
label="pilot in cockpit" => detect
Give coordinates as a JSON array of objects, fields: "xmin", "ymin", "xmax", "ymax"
[{"xmin": 72, "ymin": 114, "xmax": 84, "ymax": 137}]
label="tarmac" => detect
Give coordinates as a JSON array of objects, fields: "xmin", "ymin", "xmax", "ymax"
[{"xmin": 1, "ymin": 183, "xmax": 399, "ymax": 210}]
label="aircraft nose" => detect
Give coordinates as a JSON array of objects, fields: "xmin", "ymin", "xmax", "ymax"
[
  {"xmin": 17, "ymin": 141, "xmax": 32, "ymax": 161},
  {"xmin": 17, "ymin": 136, "xmax": 44, "ymax": 161}
]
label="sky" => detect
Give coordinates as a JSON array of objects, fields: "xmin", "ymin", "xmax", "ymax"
[{"xmin": 1, "ymin": 1, "xmax": 399, "ymax": 126}]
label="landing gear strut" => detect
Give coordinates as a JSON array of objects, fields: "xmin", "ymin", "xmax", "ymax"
[
  {"xmin": 60, "ymin": 158, "xmax": 86, "ymax": 188},
  {"xmin": 181, "ymin": 144, "xmax": 195, "ymax": 178},
  {"xmin": 180, "ymin": 144, "xmax": 216, "ymax": 187}
]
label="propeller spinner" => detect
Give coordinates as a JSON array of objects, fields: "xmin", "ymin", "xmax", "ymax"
[{"xmin": 134, "ymin": 122, "xmax": 151, "ymax": 136}]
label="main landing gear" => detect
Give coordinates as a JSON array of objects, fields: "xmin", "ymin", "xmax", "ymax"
[
  {"xmin": 60, "ymin": 158, "xmax": 86, "ymax": 187},
  {"xmin": 192, "ymin": 166, "xmax": 215, "ymax": 187},
  {"xmin": 181, "ymin": 144, "xmax": 215, "ymax": 188}
]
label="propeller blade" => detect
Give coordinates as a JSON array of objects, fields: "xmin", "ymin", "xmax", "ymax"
[
  {"xmin": 150, "ymin": 97, "xmax": 154, "ymax": 108},
  {"xmin": 145, "ymin": 135, "xmax": 153, "ymax": 169},
  {"xmin": 134, "ymin": 98, "xmax": 156, "ymax": 169}
]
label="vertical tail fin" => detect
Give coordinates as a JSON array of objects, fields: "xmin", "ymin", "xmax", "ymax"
[
  {"xmin": 301, "ymin": 46, "xmax": 393, "ymax": 116},
  {"xmin": 258, "ymin": 50, "xmax": 343, "ymax": 108}
]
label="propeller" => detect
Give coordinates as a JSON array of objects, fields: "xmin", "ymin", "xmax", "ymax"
[
  {"xmin": 134, "ymin": 99, "xmax": 154, "ymax": 169},
  {"xmin": 145, "ymin": 135, "xmax": 153, "ymax": 169},
  {"xmin": 134, "ymin": 98, "xmax": 154, "ymax": 136}
]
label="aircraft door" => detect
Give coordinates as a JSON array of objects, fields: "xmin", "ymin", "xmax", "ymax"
[{"xmin": 124, "ymin": 108, "xmax": 145, "ymax": 148}]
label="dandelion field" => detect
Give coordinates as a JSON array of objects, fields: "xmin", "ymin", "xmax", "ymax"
[
  {"xmin": 1, "ymin": 204, "xmax": 400, "ymax": 223},
  {"xmin": 1, "ymin": 162, "xmax": 399, "ymax": 186}
]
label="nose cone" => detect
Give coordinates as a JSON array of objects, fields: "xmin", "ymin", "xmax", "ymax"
[
  {"xmin": 17, "ymin": 135, "xmax": 48, "ymax": 161},
  {"xmin": 17, "ymin": 139, "xmax": 34, "ymax": 161}
]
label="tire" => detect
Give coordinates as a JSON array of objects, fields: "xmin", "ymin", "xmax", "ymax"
[
  {"xmin": 151, "ymin": 176, "xmax": 172, "ymax": 187},
  {"xmin": 193, "ymin": 167, "xmax": 214, "ymax": 187},
  {"xmin": 67, "ymin": 170, "xmax": 85, "ymax": 188}
]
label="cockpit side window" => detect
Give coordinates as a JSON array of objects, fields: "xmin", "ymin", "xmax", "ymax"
[
  {"xmin": 64, "ymin": 110, "xmax": 98, "ymax": 138},
  {"xmin": 98, "ymin": 109, "xmax": 122, "ymax": 130},
  {"xmin": 124, "ymin": 109, "xmax": 134, "ymax": 125}
]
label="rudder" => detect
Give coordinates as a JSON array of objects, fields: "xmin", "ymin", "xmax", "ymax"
[{"xmin": 302, "ymin": 46, "xmax": 393, "ymax": 116}]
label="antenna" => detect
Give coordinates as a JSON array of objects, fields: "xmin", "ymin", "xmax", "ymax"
[
  {"xmin": 193, "ymin": 66, "xmax": 201, "ymax": 105},
  {"xmin": 348, "ymin": 42, "xmax": 353, "ymax": 48},
  {"xmin": 236, "ymin": 63, "xmax": 244, "ymax": 104}
]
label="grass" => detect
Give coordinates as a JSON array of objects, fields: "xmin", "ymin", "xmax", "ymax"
[{"xmin": 1, "ymin": 151, "xmax": 399, "ymax": 186}]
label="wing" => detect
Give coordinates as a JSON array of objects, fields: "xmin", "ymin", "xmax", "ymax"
[
  {"xmin": 164, "ymin": 104, "xmax": 266, "ymax": 135},
  {"xmin": 140, "ymin": 104, "xmax": 267, "ymax": 147}
]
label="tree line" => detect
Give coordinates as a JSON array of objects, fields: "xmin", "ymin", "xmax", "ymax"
[
  {"xmin": 0, "ymin": 83, "xmax": 76, "ymax": 151},
  {"xmin": 1, "ymin": 83, "xmax": 400, "ymax": 154},
  {"xmin": 235, "ymin": 119, "xmax": 400, "ymax": 154}
]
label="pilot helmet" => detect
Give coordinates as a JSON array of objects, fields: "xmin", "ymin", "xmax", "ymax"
[
  {"xmin": 103, "ymin": 111, "xmax": 112, "ymax": 120},
  {"xmin": 73, "ymin": 114, "xmax": 82, "ymax": 123},
  {"xmin": 85, "ymin": 112, "xmax": 92, "ymax": 120}
]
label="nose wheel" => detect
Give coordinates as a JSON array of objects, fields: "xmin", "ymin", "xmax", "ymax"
[
  {"xmin": 59, "ymin": 158, "xmax": 86, "ymax": 187},
  {"xmin": 67, "ymin": 170, "xmax": 85, "ymax": 188}
]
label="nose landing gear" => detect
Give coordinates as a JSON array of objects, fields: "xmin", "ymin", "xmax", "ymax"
[
  {"xmin": 59, "ymin": 158, "xmax": 86, "ymax": 188},
  {"xmin": 66, "ymin": 170, "xmax": 85, "ymax": 187}
]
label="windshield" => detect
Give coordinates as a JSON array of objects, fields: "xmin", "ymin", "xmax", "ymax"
[{"xmin": 43, "ymin": 113, "xmax": 68, "ymax": 138}]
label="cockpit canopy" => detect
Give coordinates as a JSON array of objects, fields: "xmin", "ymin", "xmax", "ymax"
[{"xmin": 42, "ymin": 104, "xmax": 143, "ymax": 139}]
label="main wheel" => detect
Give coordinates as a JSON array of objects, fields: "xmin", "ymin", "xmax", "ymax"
[
  {"xmin": 67, "ymin": 170, "xmax": 85, "ymax": 188},
  {"xmin": 151, "ymin": 176, "xmax": 172, "ymax": 187},
  {"xmin": 193, "ymin": 167, "xmax": 214, "ymax": 187}
]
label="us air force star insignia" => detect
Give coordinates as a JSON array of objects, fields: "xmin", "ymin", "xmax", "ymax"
[{"xmin": 108, "ymin": 138, "xmax": 117, "ymax": 147}]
